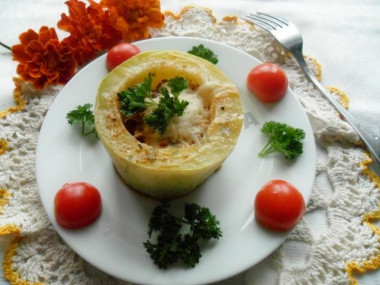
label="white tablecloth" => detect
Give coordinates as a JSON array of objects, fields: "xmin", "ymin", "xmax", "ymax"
[{"xmin": 1, "ymin": 0, "xmax": 379, "ymax": 284}]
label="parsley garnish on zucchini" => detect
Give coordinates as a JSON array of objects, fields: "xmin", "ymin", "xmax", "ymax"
[
  {"xmin": 66, "ymin": 103, "xmax": 98, "ymax": 138},
  {"xmin": 144, "ymin": 201, "xmax": 222, "ymax": 269},
  {"xmin": 188, "ymin": 44, "xmax": 218, "ymax": 64},
  {"xmin": 118, "ymin": 73, "xmax": 189, "ymax": 134},
  {"xmin": 118, "ymin": 73, "xmax": 155, "ymax": 117},
  {"xmin": 145, "ymin": 82, "xmax": 189, "ymax": 134}
]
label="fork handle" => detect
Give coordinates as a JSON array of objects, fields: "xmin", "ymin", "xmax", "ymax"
[{"xmin": 290, "ymin": 47, "xmax": 380, "ymax": 165}]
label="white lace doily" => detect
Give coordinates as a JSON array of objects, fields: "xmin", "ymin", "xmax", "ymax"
[{"xmin": 1, "ymin": 6, "xmax": 379, "ymax": 285}]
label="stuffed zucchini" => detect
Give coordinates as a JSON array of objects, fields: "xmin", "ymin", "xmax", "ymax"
[{"xmin": 95, "ymin": 50, "xmax": 243, "ymax": 199}]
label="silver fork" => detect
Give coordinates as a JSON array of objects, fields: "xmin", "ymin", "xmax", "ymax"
[{"xmin": 243, "ymin": 12, "xmax": 380, "ymax": 165}]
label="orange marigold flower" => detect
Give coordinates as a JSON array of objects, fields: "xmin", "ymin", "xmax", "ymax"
[
  {"xmin": 100, "ymin": 0, "xmax": 165, "ymax": 42},
  {"xmin": 11, "ymin": 27, "xmax": 76, "ymax": 90},
  {"xmin": 58, "ymin": 0, "xmax": 123, "ymax": 66}
]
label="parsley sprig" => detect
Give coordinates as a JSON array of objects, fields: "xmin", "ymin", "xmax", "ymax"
[
  {"xmin": 259, "ymin": 121, "xmax": 305, "ymax": 160},
  {"xmin": 118, "ymin": 73, "xmax": 155, "ymax": 117},
  {"xmin": 66, "ymin": 103, "xmax": 97, "ymax": 138},
  {"xmin": 118, "ymin": 73, "xmax": 189, "ymax": 134},
  {"xmin": 145, "ymin": 80, "xmax": 189, "ymax": 134},
  {"xmin": 188, "ymin": 44, "xmax": 218, "ymax": 64},
  {"xmin": 144, "ymin": 201, "xmax": 222, "ymax": 269}
]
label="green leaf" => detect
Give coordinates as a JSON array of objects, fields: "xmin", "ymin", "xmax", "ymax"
[
  {"xmin": 117, "ymin": 73, "xmax": 154, "ymax": 117},
  {"xmin": 259, "ymin": 121, "xmax": 305, "ymax": 159},
  {"xmin": 66, "ymin": 104, "xmax": 97, "ymax": 137},
  {"xmin": 179, "ymin": 234, "xmax": 201, "ymax": 267},
  {"xmin": 168, "ymin": 76, "xmax": 189, "ymax": 96},
  {"xmin": 143, "ymin": 238, "xmax": 181, "ymax": 269},
  {"xmin": 184, "ymin": 203, "xmax": 222, "ymax": 240},
  {"xmin": 147, "ymin": 201, "xmax": 182, "ymax": 237},
  {"xmin": 117, "ymin": 73, "xmax": 189, "ymax": 135},
  {"xmin": 145, "ymin": 86, "xmax": 189, "ymax": 134},
  {"xmin": 188, "ymin": 44, "xmax": 218, "ymax": 64},
  {"xmin": 144, "ymin": 201, "xmax": 222, "ymax": 269}
]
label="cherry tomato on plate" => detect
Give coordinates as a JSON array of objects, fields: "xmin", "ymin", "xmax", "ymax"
[
  {"xmin": 254, "ymin": 180, "xmax": 305, "ymax": 231},
  {"xmin": 106, "ymin": 42, "xmax": 141, "ymax": 71},
  {"xmin": 54, "ymin": 182, "xmax": 102, "ymax": 229},
  {"xmin": 247, "ymin": 63, "xmax": 288, "ymax": 103}
]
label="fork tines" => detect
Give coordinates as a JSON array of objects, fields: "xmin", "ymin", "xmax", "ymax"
[{"xmin": 243, "ymin": 13, "xmax": 289, "ymax": 31}]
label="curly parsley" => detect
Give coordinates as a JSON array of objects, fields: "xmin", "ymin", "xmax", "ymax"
[
  {"xmin": 188, "ymin": 44, "xmax": 218, "ymax": 64},
  {"xmin": 167, "ymin": 76, "xmax": 189, "ymax": 96},
  {"xmin": 145, "ymin": 85, "xmax": 189, "ymax": 134},
  {"xmin": 259, "ymin": 121, "xmax": 305, "ymax": 160},
  {"xmin": 117, "ymin": 73, "xmax": 189, "ymax": 134},
  {"xmin": 144, "ymin": 201, "xmax": 222, "ymax": 269},
  {"xmin": 117, "ymin": 73, "xmax": 155, "ymax": 117},
  {"xmin": 66, "ymin": 103, "xmax": 97, "ymax": 138}
]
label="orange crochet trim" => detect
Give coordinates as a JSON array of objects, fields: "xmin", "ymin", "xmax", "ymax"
[
  {"xmin": 0, "ymin": 225, "xmax": 21, "ymax": 236},
  {"xmin": 0, "ymin": 188, "xmax": 12, "ymax": 214},
  {"xmin": 326, "ymin": 86, "xmax": 349, "ymax": 109},
  {"xmin": 0, "ymin": 139, "xmax": 9, "ymax": 155},
  {"xmin": 0, "ymin": 78, "xmax": 27, "ymax": 119},
  {"xmin": 222, "ymin": 15, "xmax": 238, "ymax": 22},
  {"xmin": 164, "ymin": 5, "xmax": 217, "ymax": 22},
  {"xmin": 346, "ymin": 156, "xmax": 380, "ymax": 285},
  {"xmin": 164, "ymin": 6, "xmax": 255, "ymax": 39},
  {"xmin": 3, "ymin": 235, "xmax": 44, "ymax": 285},
  {"xmin": 304, "ymin": 55, "xmax": 322, "ymax": 82}
]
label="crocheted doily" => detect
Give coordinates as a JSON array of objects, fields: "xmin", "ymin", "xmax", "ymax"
[{"xmin": 1, "ymin": 6, "xmax": 380, "ymax": 285}]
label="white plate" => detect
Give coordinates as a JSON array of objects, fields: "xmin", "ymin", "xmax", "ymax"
[{"xmin": 36, "ymin": 37, "xmax": 316, "ymax": 285}]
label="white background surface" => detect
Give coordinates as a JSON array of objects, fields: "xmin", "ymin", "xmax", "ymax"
[{"xmin": 1, "ymin": 0, "xmax": 380, "ymax": 284}]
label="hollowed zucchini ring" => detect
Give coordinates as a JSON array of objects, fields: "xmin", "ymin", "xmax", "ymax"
[{"xmin": 95, "ymin": 50, "xmax": 243, "ymax": 199}]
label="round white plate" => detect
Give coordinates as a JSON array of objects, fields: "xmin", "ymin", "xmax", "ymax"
[{"xmin": 36, "ymin": 37, "xmax": 316, "ymax": 285}]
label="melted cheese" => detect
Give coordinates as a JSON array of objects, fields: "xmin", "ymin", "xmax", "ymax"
[{"xmin": 141, "ymin": 85, "xmax": 211, "ymax": 147}]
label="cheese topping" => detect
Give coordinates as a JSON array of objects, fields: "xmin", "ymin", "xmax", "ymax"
[
  {"xmin": 122, "ymin": 80, "xmax": 213, "ymax": 147},
  {"xmin": 142, "ymin": 84, "xmax": 210, "ymax": 147}
]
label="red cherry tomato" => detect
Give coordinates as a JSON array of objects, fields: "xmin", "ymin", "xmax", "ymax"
[
  {"xmin": 254, "ymin": 180, "xmax": 305, "ymax": 231},
  {"xmin": 106, "ymin": 43, "xmax": 140, "ymax": 71},
  {"xmin": 54, "ymin": 182, "xmax": 102, "ymax": 229},
  {"xmin": 247, "ymin": 63, "xmax": 288, "ymax": 103}
]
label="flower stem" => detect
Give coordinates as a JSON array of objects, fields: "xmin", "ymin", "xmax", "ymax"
[{"xmin": 0, "ymin": 42, "xmax": 11, "ymax": 50}]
